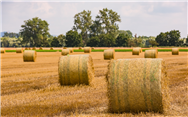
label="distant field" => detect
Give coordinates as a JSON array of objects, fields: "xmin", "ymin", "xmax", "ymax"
[{"xmin": 5, "ymin": 49, "xmax": 188, "ymax": 52}]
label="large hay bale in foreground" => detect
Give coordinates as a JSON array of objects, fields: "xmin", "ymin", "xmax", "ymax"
[
  {"xmin": 84, "ymin": 47, "xmax": 91, "ymax": 53},
  {"xmin": 23, "ymin": 50, "xmax": 37, "ymax": 62},
  {"xmin": 107, "ymin": 58, "xmax": 170, "ymax": 114},
  {"xmin": 58, "ymin": 55, "xmax": 94, "ymax": 85},
  {"xmin": 61, "ymin": 49, "xmax": 70, "ymax": 56},
  {"xmin": 172, "ymin": 48, "xmax": 179, "ymax": 55},
  {"xmin": 104, "ymin": 49, "xmax": 115, "ymax": 60},
  {"xmin": 16, "ymin": 48, "xmax": 23, "ymax": 53},
  {"xmin": 132, "ymin": 48, "xmax": 140, "ymax": 55},
  {"xmin": 1, "ymin": 48, "xmax": 5, "ymax": 53},
  {"xmin": 145, "ymin": 49, "xmax": 158, "ymax": 58}
]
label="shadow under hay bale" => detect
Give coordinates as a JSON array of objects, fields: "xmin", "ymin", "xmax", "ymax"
[
  {"xmin": 16, "ymin": 48, "xmax": 23, "ymax": 53},
  {"xmin": 107, "ymin": 58, "xmax": 170, "ymax": 114},
  {"xmin": 132, "ymin": 48, "xmax": 140, "ymax": 55},
  {"xmin": 58, "ymin": 54, "xmax": 94, "ymax": 85},
  {"xmin": 61, "ymin": 49, "xmax": 70, "ymax": 56},
  {"xmin": 84, "ymin": 47, "xmax": 91, "ymax": 53},
  {"xmin": 172, "ymin": 48, "xmax": 179, "ymax": 55},
  {"xmin": 104, "ymin": 49, "xmax": 115, "ymax": 60},
  {"xmin": 1, "ymin": 48, "xmax": 5, "ymax": 53},
  {"xmin": 23, "ymin": 50, "xmax": 37, "ymax": 62},
  {"xmin": 145, "ymin": 49, "xmax": 158, "ymax": 58}
]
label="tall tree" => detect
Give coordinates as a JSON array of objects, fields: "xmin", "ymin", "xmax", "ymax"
[
  {"xmin": 96, "ymin": 8, "xmax": 121, "ymax": 34},
  {"xmin": 116, "ymin": 33, "xmax": 130, "ymax": 47},
  {"xmin": 87, "ymin": 36, "xmax": 100, "ymax": 47},
  {"xmin": 66, "ymin": 30, "xmax": 83, "ymax": 47},
  {"xmin": 57, "ymin": 34, "xmax": 66, "ymax": 47},
  {"xmin": 20, "ymin": 17, "xmax": 50, "ymax": 47},
  {"xmin": 73, "ymin": 10, "xmax": 92, "ymax": 46},
  {"xmin": 51, "ymin": 37, "xmax": 60, "ymax": 47}
]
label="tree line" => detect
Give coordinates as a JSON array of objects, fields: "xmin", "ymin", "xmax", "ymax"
[{"xmin": 1, "ymin": 8, "xmax": 187, "ymax": 47}]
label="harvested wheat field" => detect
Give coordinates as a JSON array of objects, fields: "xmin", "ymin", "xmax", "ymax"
[{"xmin": 1, "ymin": 51, "xmax": 188, "ymax": 117}]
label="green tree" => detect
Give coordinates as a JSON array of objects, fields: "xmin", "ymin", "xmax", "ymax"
[
  {"xmin": 149, "ymin": 40, "xmax": 159, "ymax": 47},
  {"xmin": 98, "ymin": 34, "xmax": 116, "ymax": 47},
  {"xmin": 57, "ymin": 34, "xmax": 66, "ymax": 47},
  {"xmin": 118, "ymin": 30, "xmax": 133, "ymax": 38},
  {"xmin": 51, "ymin": 37, "xmax": 60, "ymax": 47},
  {"xmin": 96, "ymin": 8, "xmax": 121, "ymax": 34},
  {"xmin": 20, "ymin": 17, "xmax": 50, "ymax": 47},
  {"xmin": 1, "ymin": 37, "xmax": 10, "ymax": 47},
  {"xmin": 66, "ymin": 30, "xmax": 83, "ymax": 47},
  {"xmin": 116, "ymin": 33, "xmax": 130, "ymax": 47},
  {"xmin": 73, "ymin": 10, "xmax": 92, "ymax": 46},
  {"xmin": 87, "ymin": 36, "xmax": 100, "ymax": 47},
  {"xmin": 90, "ymin": 20, "xmax": 103, "ymax": 37},
  {"xmin": 155, "ymin": 32, "xmax": 168, "ymax": 46},
  {"xmin": 168, "ymin": 30, "xmax": 180, "ymax": 46}
]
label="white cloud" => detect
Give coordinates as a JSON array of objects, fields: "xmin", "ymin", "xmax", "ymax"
[
  {"xmin": 148, "ymin": 5, "xmax": 154, "ymax": 12},
  {"xmin": 61, "ymin": 3, "xmax": 78, "ymax": 17}
]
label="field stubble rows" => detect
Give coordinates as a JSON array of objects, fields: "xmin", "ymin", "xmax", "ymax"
[{"xmin": 1, "ymin": 52, "xmax": 188, "ymax": 116}]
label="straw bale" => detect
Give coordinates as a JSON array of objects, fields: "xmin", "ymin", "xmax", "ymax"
[
  {"xmin": 25, "ymin": 47, "xmax": 28, "ymax": 50},
  {"xmin": 32, "ymin": 47, "xmax": 36, "ymax": 50},
  {"xmin": 50, "ymin": 47, "xmax": 53, "ymax": 50},
  {"xmin": 135, "ymin": 47, "xmax": 142, "ymax": 53},
  {"xmin": 172, "ymin": 48, "xmax": 179, "ymax": 55},
  {"xmin": 58, "ymin": 54, "xmax": 94, "ymax": 85},
  {"xmin": 68, "ymin": 48, "xmax": 73, "ymax": 53},
  {"xmin": 84, "ymin": 47, "xmax": 91, "ymax": 53},
  {"xmin": 132, "ymin": 48, "xmax": 140, "ymax": 55},
  {"xmin": 61, "ymin": 49, "xmax": 70, "ymax": 56},
  {"xmin": 16, "ymin": 48, "xmax": 23, "ymax": 53},
  {"xmin": 92, "ymin": 47, "xmax": 94, "ymax": 49},
  {"xmin": 39, "ymin": 47, "xmax": 43, "ymax": 50},
  {"xmin": 145, "ymin": 50, "xmax": 158, "ymax": 58},
  {"xmin": 107, "ymin": 58, "xmax": 170, "ymax": 114},
  {"xmin": 79, "ymin": 47, "xmax": 82, "ymax": 49},
  {"xmin": 23, "ymin": 50, "xmax": 37, "ymax": 62},
  {"xmin": 1, "ymin": 48, "xmax": 5, "ymax": 53},
  {"xmin": 104, "ymin": 49, "xmax": 115, "ymax": 60},
  {"xmin": 63, "ymin": 47, "xmax": 67, "ymax": 49}
]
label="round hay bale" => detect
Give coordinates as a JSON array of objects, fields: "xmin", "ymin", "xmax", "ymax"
[
  {"xmin": 104, "ymin": 49, "xmax": 115, "ymax": 60},
  {"xmin": 1, "ymin": 48, "xmax": 5, "ymax": 53},
  {"xmin": 68, "ymin": 48, "xmax": 73, "ymax": 53},
  {"xmin": 23, "ymin": 50, "xmax": 37, "ymax": 62},
  {"xmin": 58, "ymin": 54, "xmax": 94, "ymax": 85},
  {"xmin": 16, "ymin": 48, "xmax": 23, "ymax": 53},
  {"xmin": 28, "ymin": 48, "xmax": 31, "ymax": 50},
  {"xmin": 50, "ymin": 47, "xmax": 53, "ymax": 50},
  {"xmin": 91, "ymin": 47, "xmax": 94, "ymax": 49},
  {"xmin": 135, "ymin": 47, "xmax": 142, "ymax": 53},
  {"xmin": 172, "ymin": 48, "xmax": 179, "ymax": 55},
  {"xmin": 32, "ymin": 47, "xmax": 36, "ymax": 50},
  {"xmin": 79, "ymin": 47, "xmax": 82, "ymax": 49},
  {"xmin": 39, "ymin": 47, "xmax": 43, "ymax": 50},
  {"xmin": 61, "ymin": 49, "xmax": 70, "ymax": 56},
  {"xmin": 132, "ymin": 48, "xmax": 140, "ymax": 55},
  {"xmin": 63, "ymin": 47, "xmax": 67, "ymax": 49},
  {"xmin": 107, "ymin": 58, "xmax": 170, "ymax": 114},
  {"xmin": 84, "ymin": 47, "xmax": 91, "ymax": 53},
  {"xmin": 25, "ymin": 47, "xmax": 28, "ymax": 50},
  {"xmin": 145, "ymin": 49, "xmax": 158, "ymax": 58}
]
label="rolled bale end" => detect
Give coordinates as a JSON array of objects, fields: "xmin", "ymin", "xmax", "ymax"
[
  {"xmin": 145, "ymin": 49, "xmax": 158, "ymax": 58},
  {"xmin": 61, "ymin": 49, "xmax": 70, "ymax": 56},
  {"xmin": 132, "ymin": 48, "xmax": 140, "ymax": 55},
  {"xmin": 172, "ymin": 48, "xmax": 179, "ymax": 55},
  {"xmin": 107, "ymin": 58, "xmax": 170, "ymax": 114},
  {"xmin": 23, "ymin": 50, "xmax": 37, "ymax": 62},
  {"xmin": 84, "ymin": 47, "xmax": 91, "ymax": 53},
  {"xmin": 39, "ymin": 47, "xmax": 43, "ymax": 50},
  {"xmin": 32, "ymin": 47, "xmax": 36, "ymax": 50},
  {"xmin": 1, "ymin": 48, "xmax": 5, "ymax": 53},
  {"xmin": 63, "ymin": 47, "xmax": 67, "ymax": 49},
  {"xmin": 58, "ymin": 54, "xmax": 95, "ymax": 86},
  {"xmin": 16, "ymin": 48, "xmax": 23, "ymax": 53},
  {"xmin": 50, "ymin": 47, "xmax": 53, "ymax": 50},
  {"xmin": 104, "ymin": 49, "xmax": 115, "ymax": 60}
]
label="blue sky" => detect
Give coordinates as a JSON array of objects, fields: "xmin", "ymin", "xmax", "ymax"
[{"xmin": 0, "ymin": 0, "xmax": 187, "ymax": 38}]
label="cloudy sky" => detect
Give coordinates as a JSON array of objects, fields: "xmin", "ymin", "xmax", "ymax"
[{"xmin": 0, "ymin": 0, "xmax": 187, "ymax": 38}]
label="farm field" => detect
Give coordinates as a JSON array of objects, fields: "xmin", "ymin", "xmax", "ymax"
[{"xmin": 1, "ymin": 51, "xmax": 188, "ymax": 116}]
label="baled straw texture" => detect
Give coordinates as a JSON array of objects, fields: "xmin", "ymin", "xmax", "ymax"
[
  {"xmin": 50, "ymin": 47, "xmax": 53, "ymax": 50},
  {"xmin": 1, "ymin": 48, "xmax": 5, "ymax": 53},
  {"xmin": 58, "ymin": 54, "xmax": 94, "ymax": 85},
  {"xmin": 107, "ymin": 58, "xmax": 170, "ymax": 114},
  {"xmin": 145, "ymin": 50, "xmax": 158, "ymax": 58},
  {"xmin": 32, "ymin": 47, "xmax": 36, "ymax": 50},
  {"xmin": 84, "ymin": 47, "xmax": 91, "ymax": 53},
  {"xmin": 23, "ymin": 50, "xmax": 37, "ymax": 62},
  {"xmin": 61, "ymin": 49, "xmax": 70, "ymax": 56},
  {"xmin": 79, "ymin": 47, "xmax": 82, "ymax": 49},
  {"xmin": 63, "ymin": 47, "xmax": 67, "ymax": 49},
  {"xmin": 16, "ymin": 48, "xmax": 23, "ymax": 53},
  {"xmin": 92, "ymin": 47, "xmax": 94, "ymax": 49},
  {"xmin": 132, "ymin": 48, "xmax": 140, "ymax": 55},
  {"xmin": 104, "ymin": 49, "xmax": 115, "ymax": 60},
  {"xmin": 172, "ymin": 48, "xmax": 179, "ymax": 55},
  {"xmin": 39, "ymin": 47, "xmax": 43, "ymax": 50}
]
